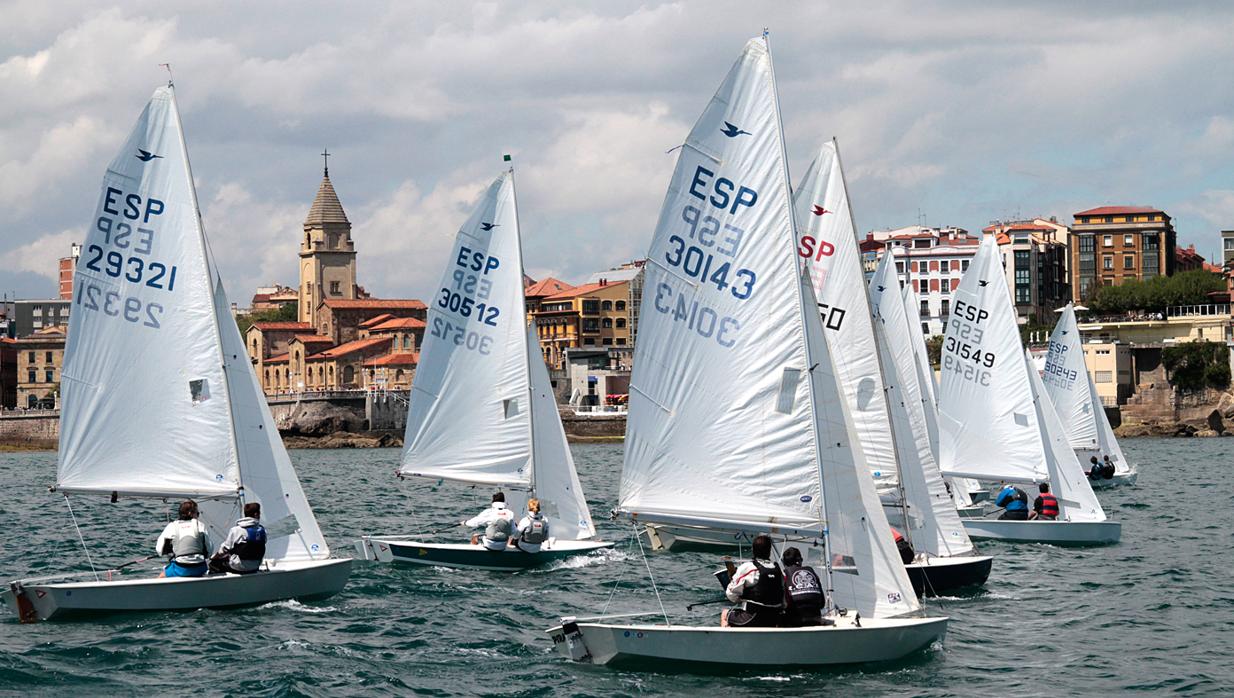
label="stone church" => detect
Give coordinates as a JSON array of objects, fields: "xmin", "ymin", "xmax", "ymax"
[{"xmin": 246, "ymin": 158, "xmax": 425, "ymax": 395}]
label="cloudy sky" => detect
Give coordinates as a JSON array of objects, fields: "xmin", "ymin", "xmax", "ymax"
[{"xmin": 3, "ymin": 1, "xmax": 1233, "ymax": 302}]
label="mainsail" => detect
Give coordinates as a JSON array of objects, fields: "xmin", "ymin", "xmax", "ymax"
[
  {"xmin": 58, "ymin": 86, "xmax": 240, "ymax": 499},
  {"xmin": 937, "ymin": 234, "xmax": 1048, "ymax": 483},
  {"xmin": 619, "ymin": 36, "xmax": 917, "ymax": 618},
  {"xmin": 870, "ymin": 252, "xmax": 975, "ymax": 556},
  {"xmin": 398, "ymin": 171, "xmax": 594, "ymax": 540}
]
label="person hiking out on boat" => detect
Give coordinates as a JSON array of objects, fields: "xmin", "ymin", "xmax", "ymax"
[
  {"xmin": 513, "ymin": 498, "xmax": 550, "ymax": 553},
  {"xmin": 156, "ymin": 500, "xmax": 211, "ymax": 578},
  {"xmin": 1102, "ymin": 455, "xmax": 1116, "ymax": 479},
  {"xmin": 779, "ymin": 546, "xmax": 828, "ymax": 627},
  {"xmin": 891, "ymin": 527, "xmax": 915, "ymax": 563},
  {"xmin": 1088, "ymin": 456, "xmax": 1103, "ymax": 481},
  {"xmin": 994, "ymin": 484, "xmax": 1029, "ymax": 520},
  {"xmin": 463, "ymin": 492, "xmax": 516, "ymax": 551},
  {"xmin": 1029, "ymin": 483, "xmax": 1059, "ymax": 521},
  {"xmin": 721, "ymin": 534, "xmax": 784, "ymax": 628},
  {"xmin": 209, "ymin": 502, "xmax": 266, "ymax": 575}
]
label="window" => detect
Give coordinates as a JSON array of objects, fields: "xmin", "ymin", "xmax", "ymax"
[
  {"xmin": 28, "ymin": 351, "xmax": 34, "ymax": 363},
  {"xmin": 941, "ymin": 260, "xmax": 950, "ymax": 273},
  {"xmin": 616, "ymin": 318, "xmax": 627, "ymax": 328},
  {"xmin": 962, "ymin": 260, "xmax": 970, "ymax": 272},
  {"xmin": 602, "ymin": 318, "xmax": 613, "ymax": 328},
  {"xmin": 45, "ymin": 370, "xmax": 53, "ymax": 383},
  {"xmin": 1124, "ymin": 254, "xmax": 1135, "ymax": 270},
  {"xmin": 1103, "ymin": 255, "xmax": 1114, "ymax": 270},
  {"xmin": 1124, "ymin": 234, "xmax": 1134, "ymax": 246},
  {"xmin": 941, "ymin": 282, "xmax": 950, "ymax": 296},
  {"xmin": 584, "ymin": 338, "xmax": 595, "ymax": 346},
  {"xmin": 581, "ymin": 300, "xmax": 600, "ymax": 314},
  {"xmin": 921, "ymin": 322, "xmax": 930, "ymax": 334},
  {"xmin": 601, "ymin": 300, "xmax": 613, "ymax": 311},
  {"xmin": 615, "ymin": 300, "xmax": 626, "ymax": 311},
  {"xmin": 402, "ymin": 336, "xmax": 411, "ymax": 350},
  {"xmin": 896, "ymin": 261, "xmax": 904, "ymax": 274},
  {"xmin": 1142, "ymin": 233, "xmax": 1160, "ymax": 278},
  {"xmin": 1014, "ymin": 250, "xmax": 1031, "ymax": 304},
  {"xmin": 1225, "ymin": 238, "xmax": 1234, "ymax": 251},
  {"xmin": 330, "ymin": 281, "xmax": 341, "ymax": 295},
  {"xmin": 1103, "ymin": 235, "xmax": 1113, "ymax": 247},
  {"xmin": 28, "ymin": 370, "xmax": 36, "ymax": 383},
  {"xmin": 616, "ymin": 338, "xmax": 626, "ymax": 345},
  {"xmin": 919, "ymin": 279, "xmax": 928, "ymax": 294},
  {"xmin": 328, "ymin": 233, "xmax": 338, "ymax": 248},
  {"xmin": 602, "ymin": 338, "xmax": 613, "ymax": 346},
  {"xmin": 1095, "ymin": 371, "xmax": 1113, "ymax": 383},
  {"xmin": 941, "ymin": 299, "xmax": 950, "ymax": 316},
  {"xmin": 46, "ymin": 351, "xmax": 53, "ymax": 362},
  {"xmin": 920, "ymin": 300, "xmax": 929, "ymax": 316}
]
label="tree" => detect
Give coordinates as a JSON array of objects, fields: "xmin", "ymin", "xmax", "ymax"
[
  {"xmin": 1162, "ymin": 340, "xmax": 1231, "ymax": 393},
  {"xmin": 926, "ymin": 335, "xmax": 943, "ymax": 369},
  {"xmin": 1087, "ymin": 270, "xmax": 1224, "ymax": 314},
  {"xmin": 236, "ymin": 302, "xmax": 298, "ymax": 336}
]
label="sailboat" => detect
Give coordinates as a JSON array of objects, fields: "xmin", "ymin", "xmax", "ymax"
[
  {"xmin": 867, "ymin": 247, "xmax": 992, "ymax": 593},
  {"xmin": 0, "ymin": 84, "xmax": 351, "ymax": 622},
  {"xmin": 547, "ymin": 35, "xmax": 947, "ymax": 668},
  {"xmin": 1043, "ymin": 303, "xmax": 1137, "ymax": 487},
  {"xmin": 355, "ymin": 168, "xmax": 612, "ymax": 571},
  {"xmin": 938, "ymin": 234, "xmax": 1120, "ymax": 545}
]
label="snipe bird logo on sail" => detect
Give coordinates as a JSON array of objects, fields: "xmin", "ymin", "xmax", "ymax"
[
  {"xmin": 136, "ymin": 149, "xmax": 163, "ymax": 162},
  {"xmin": 812, "ymin": 205, "xmax": 831, "ymax": 216},
  {"xmin": 720, "ymin": 121, "xmax": 751, "ymax": 138},
  {"xmin": 978, "ymin": 279, "xmax": 989, "ymax": 287},
  {"xmin": 480, "ymin": 222, "xmax": 499, "ymax": 231}
]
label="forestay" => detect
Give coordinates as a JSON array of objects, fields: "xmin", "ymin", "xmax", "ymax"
[
  {"xmin": 870, "ymin": 253, "xmax": 974, "ymax": 556},
  {"xmin": 938, "ymin": 234, "xmax": 1048, "ymax": 483},
  {"xmin": 793, "ymin": 139, "xmax": 897, "ymax": 485},
  {"xmin": 619, "ymin": 37, "xmax": 917, "ymax": 618},
  {"xmin": 1025, "ymin": 351, "xmax": 1107, "ymax": 522},
  {"xmin": 57, "ymin": 86, "xmax": 240, "ymax": 500},
  {"xmin": 399, "ymin": 174, "xmax": 532, "ymax": 488}
]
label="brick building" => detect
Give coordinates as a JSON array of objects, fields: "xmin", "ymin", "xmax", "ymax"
[
  {"xmin": 15, "ymin": 326, "xmax": 65, "ymax": 409},
  {"xmin": 1071, "ymin": 206, "xmax": 1176, "ymax": 302},
  {"xmin": 530, "ymin": 280, "xmax": 632, "ymax": 368}
]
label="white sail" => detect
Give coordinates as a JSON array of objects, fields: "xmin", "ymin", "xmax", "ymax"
[
  {"xmin": 619, "ymin": 37, "xmax": 917, "ymax": 617},
  {"xmin": 1044, "ymin": 304, "xmax": 1130, "ymax": 474},
  {"xmin": 792, "ymin": 139, "xmax": 897, "ymax": 484},
  {"xmin": 901, "ymin": 274, "xmax": 941, "ymax": 456},
  {"xmin": 399, "ymin": 173, "xmax": 532, "ymax": 488},
  {"xmin": 57, "ymin": 86, "xmax": 240, "ymax": 499},
  {"xmin": 1025, "ymin": 350, "xmax": 1107, "ymax": 522},
  {"xmin": 210, "ymin": 275, "xmax": 330, "ymax": 559},
  {"xmin": 526, "ymin": 322, "xmax": 597, "ymax": 541},
  {"xmin": 938, "ymin": 234, "xmax": 1048, "ymax": 483},
  {"xmin": 870, "ymin": 253, "xmax": 974, "ymax": 556}
]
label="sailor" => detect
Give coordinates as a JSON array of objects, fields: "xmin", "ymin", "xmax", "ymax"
[
  {"xmin": 209, "ymin": 502, "xmax": 267, "ymax": 575},
  {"xmin": 513, "ymin": 498, "xmax": 550, "ymax": 553},
  {"xmin": 462, "ymin": 491, "xmax": 516, "ymax": 551},
  {"xmin": 156, "ymin": 500, "xmax": 211, "ymax": 578},
  {"xmin": 1030, "ymin": 483, "xmax": 1060, "ymax": 521},
  {"xmin": 780, "ymin": 546, "xmax": 827, "ymax": 627},
  {"xmin": 891, "ymin": 527, "xmax": 915, "ymax": 564},
  {"xmin": 994, "ymin": 484, "xmax": 1030, "ymax": 520},
  {"xmin": 721, "ymin": 534, "xmax": 784, "ymax": 628},
  {"xmin": 1088, "ymin": 456, "xmax": 1103, "ymax": 481},
  {"xmin": 1101, "ymin": 455, "xmax": 1116, "ymax": 480}
]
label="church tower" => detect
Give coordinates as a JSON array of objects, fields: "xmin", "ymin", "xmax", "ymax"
[{"xmin": 298, "ymin": 151, "xmax": 357, "ymax": 326}]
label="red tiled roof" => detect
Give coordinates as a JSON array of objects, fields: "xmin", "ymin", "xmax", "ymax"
[
  {"xmin": 525, "ymin": 277, "xmax": 574, "ymax": 297},
  {"xmin": 362, "ymin": 352, "xmax": 420, "ymax": 367},
  {"xmin": 859, "ymin": 239, "xmax": 885, "ymax": 253},
  {"xmin": 358, "ymin": 313, "xmax": 396, "ymax": 329},
  {"xmin": 544, "ymin": 281, "xmax": 628, "ymax": 300},
  {"xmin": 322, "ymin": 299, "xmax": 426, "ymax": 310},
  {"xmin": 251, "ymin": 321, "xmax": 313, "ymax": 332},
  {"xmin": 1074, "ymin": 206, "xmax": 1164, "ymax": 217},
  {"xmin": 306, "ymin": 336, "xmax": 391, "ymax": 360},
  {"xmin": 292, "ymin": 334, "xmax": 334, "ymax": 345},
  {"xmin": 251, "ymin": 293, "xmax": 272, "ymax": 303},
  {"xmin": 982, "ymin": 222, "xmax": 1053, "ymax": 233},
  {"xmin": 265, "ymin": 353, "xmax": 290, "ymax": 364},
  {"xmin": 369, "ymin": 317, "xmax": 426, "ymax": 331}
]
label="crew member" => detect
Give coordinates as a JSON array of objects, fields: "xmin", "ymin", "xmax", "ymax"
[
  {"xmin": 995, "ymin": 484, "xmax": 1030, "ymax": 520},
  {"xmin": 722, "ymin": 534, "xmax": 784, "ymax": 627},
  {"xmin": 891, "ymin": 527, "xmax": 915, "ymax": 564},
  {"xmin": 463, "ymin": 492, "xmax": 516, "ymax": 551},
  {"xmin": 1102, "ymin": 455, "xmax": 1116, "ymax": 480},
  {"xmin": 514, "ymin": 498, "xmax": 550, "ymax": 553},
  {"xmin": 156, "ymin": 500, "xmax": 211, "ymax": 578},
  {"xmin": 210, "ymin": 502, "xmax": 267, "ymax": 575},
  {"xmin": 780, "ymin": 546, "xmax": 826, "ymax": 627},
  {"xmin": 1029, "ymin": 483, "xmax": 1059, "ymax": 521},
  {"xmin": 1088, "ymin": 456, "xmax": 1103, "ymax": 481}
]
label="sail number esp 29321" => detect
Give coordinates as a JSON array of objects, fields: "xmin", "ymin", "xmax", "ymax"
[
  {"xmin": 652, "ymin": 166, "xmax": 759, "ymax": 349},
  {"xmin": 75, "ymin": 188, "xmax": 174, "ymax": 330}
]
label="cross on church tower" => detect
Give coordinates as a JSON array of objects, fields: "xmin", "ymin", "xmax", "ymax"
[{"xmin": 322, "ymin": 148, "xmax": 330, "ymax": 177}]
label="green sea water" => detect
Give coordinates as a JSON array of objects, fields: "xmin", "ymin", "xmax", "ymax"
[{"xmin": 0, "ymin": 438, "xmax": 1230, "ymax": 696}]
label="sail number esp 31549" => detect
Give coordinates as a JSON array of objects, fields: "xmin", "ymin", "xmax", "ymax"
[{"xmin": 943, "ymin": 299, "xmax": 995, "ymax": 386}]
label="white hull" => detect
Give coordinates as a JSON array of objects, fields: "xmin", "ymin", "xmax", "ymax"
[
  {"xmin": 1, "ymin": 558, "xmax": 352, "ymax": 622},
  {"xmin": 962, "ymin": 519, "xmax": 1120, "ymax": 545},
  {"xmin": 1089, "ymin": 471, "xmax": 1137, "ymax": 489},
  {"xmin": 547, "ymin": 614, "xmax": 947, "ymax": 667},
  {"xmin": 955, "ymin": 504, "xmax": 985, "ymax": 518},
  {"xmin": 643, "ymin": 524, "xmax": 759, "ymax": 552},
  {"xmin": 355, "ymin": 537, "xmax": 613, "ymax": 571}
]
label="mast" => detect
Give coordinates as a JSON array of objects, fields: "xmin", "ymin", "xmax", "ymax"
[
  {"xmin": 763, "ymin": 29, "xmax": 836, "ymax": 601},
  {"xmin": 832, "ymin": 138, "xmax": 916, "ymax": 552},
  {"xmin": 508, "ymin": 158, "xmax": 538, "ymax": 496},
  {"xmin": 171, "ymin": 83, "xmax": 244, "ymax": 498}
]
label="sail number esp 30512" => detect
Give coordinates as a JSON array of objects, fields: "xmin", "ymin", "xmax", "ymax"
[{"xmin": 430, "ymin": 246, "xmax": 502, "ymax": 355}]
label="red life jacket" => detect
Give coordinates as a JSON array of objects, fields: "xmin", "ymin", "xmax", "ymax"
[
  {"xmin": 1039, "ymin": 493, "xmax": 1059, "ymax": 518},
  {"xmin": 891, "ymin": 528, "xmax": 905, "ymax": 543}
]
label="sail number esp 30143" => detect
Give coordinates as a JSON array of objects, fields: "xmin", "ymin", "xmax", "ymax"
[
  {"xmin": 75, "ymin": 188, "xmax": 175, "ymax": 330},
  {"xmin": 653, "ymin": 166, "xmax": 760, "ymax": 349}
]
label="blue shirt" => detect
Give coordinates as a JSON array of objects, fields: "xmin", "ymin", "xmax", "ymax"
[{"xmin": 995, "ymin": 486, "xmax": 1028, "ymax": 511}]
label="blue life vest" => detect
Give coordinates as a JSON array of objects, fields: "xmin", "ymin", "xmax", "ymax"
[
  {"xmin": 233, "ymin": 524, "xmax": 267, "ymax": 561},
  {"xmin": 996, "ymin": 486, "xmax": 1028, "ymax": 512}
]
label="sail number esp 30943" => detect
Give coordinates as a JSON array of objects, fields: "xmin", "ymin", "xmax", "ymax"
[
  {"xmin": 430, "ymin": 246, "xmax": 502, "ymax": 355},
  {"xmin": 653, "ymin": 166, "xmax": 760, "ymax": 348},
  {"xmin": 75, "ymin": 188, "xmax": 175, "ymax": 330}
]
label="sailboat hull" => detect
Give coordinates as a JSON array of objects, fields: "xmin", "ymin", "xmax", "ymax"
[
  {"xmin": 962, "ymin": 519, "xmax": 1121, "ymax": 545},
  {"xmin": 1089, "ymin": 471, "xmax": 1137, "ymax": 489},
  {"xmin": 906, "ymin": 555, "xmax": 992, "ymax": 596},
  {"xmin": 0, "ymin": 558, "xmax": 352, "ymax": 622},
  {"xmin": 547, "ymin": 615, "xmax": 947, "ymax": 667},
  {"xmin": 356, "ymin": 537, "xmax": 614, "ymax": 571}
]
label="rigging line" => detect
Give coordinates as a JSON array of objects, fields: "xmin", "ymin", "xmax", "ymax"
[
  {"xmin": 63, "ymin": 495, "xmax": 100, "ymax": 582},
  {"xmin": 600, "ymin": 528, "xmax": 637, "ymax": 615},
  {"xmin": 632, "ymin": 523, "xmax": 669, "ymax": 626}
]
